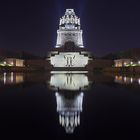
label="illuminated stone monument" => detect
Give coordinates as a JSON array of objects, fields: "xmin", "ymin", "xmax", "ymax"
[
  {"xmin": 48, "ymin": 9, "xmax": 91, "ymax": 69},
  {"xmin": 56, "ymin": 9, "xmax": 83, "ymax": 48},
  {"xmin": 47, "ymin": 9, "xmax": 93, "ymax": 133}
]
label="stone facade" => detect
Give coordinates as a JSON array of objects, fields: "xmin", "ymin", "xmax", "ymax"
[
  {"xmin": 49, "ymin": 9, "xmax": 91, "ymax": 69},
  {"xmin": 56, "ymin": 9, "xmax": 83, "ymax": 48}
]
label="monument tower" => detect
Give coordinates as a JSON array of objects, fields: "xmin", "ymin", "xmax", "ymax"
[
  {"xmin": 56, "ymin": 9, "xmax": 83, "ymax": 48},
  {"xmin": 49, "ymin": 9, "xmax": 91, "ymax": 69}
]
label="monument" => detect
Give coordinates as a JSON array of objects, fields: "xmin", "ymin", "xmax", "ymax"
[
  {"xmin": 47, "ymin": 9, "xmax": 93, "ymax": 133},
  {"xmin": 48, "ymin": 9, "xmax": 91, "ymax": 70}
]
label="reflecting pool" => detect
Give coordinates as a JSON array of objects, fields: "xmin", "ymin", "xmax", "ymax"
[
  {"xmin": 0, "ymin": 72, "xmax": 140, "ymax": 139},
  {"xmin": 49, "ymin": 73, "xmax": 91, "ymax": 134}
]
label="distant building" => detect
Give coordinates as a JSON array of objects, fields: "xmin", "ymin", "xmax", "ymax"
[
  {"xmin": 114, "ymin": 59, "xmax": 133, "ymax": 67},
  {"xmin": 4, "ymin": 58, "xmax": 24, "ymax": 67}
]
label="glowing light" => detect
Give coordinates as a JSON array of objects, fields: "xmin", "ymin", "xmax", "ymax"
[
  {"xmin": 138, "ymin": 79, "xmax": 140, "ymax": 85},
  {"xmin": 3, "ymin": 72, "xmax": 6, "ymax": 84},
  {"xmin": 114, "ymin": 76, "xmax": 123, "ymax": 84},
  {"xmin": 2, "ymin": 73, "xmax": 24, "ymax": 85},
  {"xmin": 130, "ymin": 77, "xmax": 133, "ymax": 83},
  {"xmin": 11, "ymin": 72, "xmax": 14, "ymax": 83},
  {"xmin": 124, "ymin": 76, "xmax": 127, "ymax": 82},
  {"xmin": 115, "ymin": 75, "xmax": 118, "ymax": 79},
  {"xmin": 11, "ymin": 62, "xmax": 14, "ymax": 65},
  {"xmin": 15, "ymin": 74, "xmax": 24, "ymax": 84}
]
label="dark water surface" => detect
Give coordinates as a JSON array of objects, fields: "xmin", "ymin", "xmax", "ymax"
[{"xmin": 0, "ymin": 72, "xmax": 140, "ymax": 139}]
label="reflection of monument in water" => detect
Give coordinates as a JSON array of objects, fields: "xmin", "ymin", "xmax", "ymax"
[
  {"xmin": 50, "ymin": 73, "xmax": 89, "ymax": 90},
  {"xmin": 49, "ymin": 73, "xmax": 90, "ymax": 133},
  {"xmin": 56, "ymin": 92, "xmax": 83, "ymax": 133}
]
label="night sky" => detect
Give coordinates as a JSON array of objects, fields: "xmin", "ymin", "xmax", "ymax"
[{"xmin": 0, "ymin": 0, "xmax": 140, "ymax": 56}]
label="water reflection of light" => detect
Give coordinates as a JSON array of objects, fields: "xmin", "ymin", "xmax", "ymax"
[
  {"xmin": 16, "ymin": 74, "xmax": 24, "ymax": 84},
  {"xmin": 56, "ymin": 92, "xmax": 83, "ymax": 133},
  {"xmin": 1, "ymin": 73, "xmax": 24, "ymax": 85},
  {"xmin": 50, "ymin": 74, "xmax": 89, "ymax": 90},
  {"xmin": 51, "ymin": 71, "xmax": 88, "ymax": 74},
  {"xmin": 11, "ymin": 72, "xmax": 14, "ymax": 83},
  {"xmin": 124, "ymin": 76, "xmax": 127, "ymax": 82},
  {"xmin": 138, "ymin": 79, "xmax": 140, "ymax": 85},
  {"xmin": 130, "ymin": 77, "xmax": 133, "ymax": 83},
  {"xmin": 114, "ymin": 75, "xmax": 140, "ymax": 85},
  {"xmin": 114, "ymin": 76, "xmax": 123, "ymax": 84},
  {"xmin": 4, "ymin": 72, "xmax": 6, "ymax": 84},
  {"xmin": 49, "ymin": 73, "xmax": 90, "ymax": 134}
]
